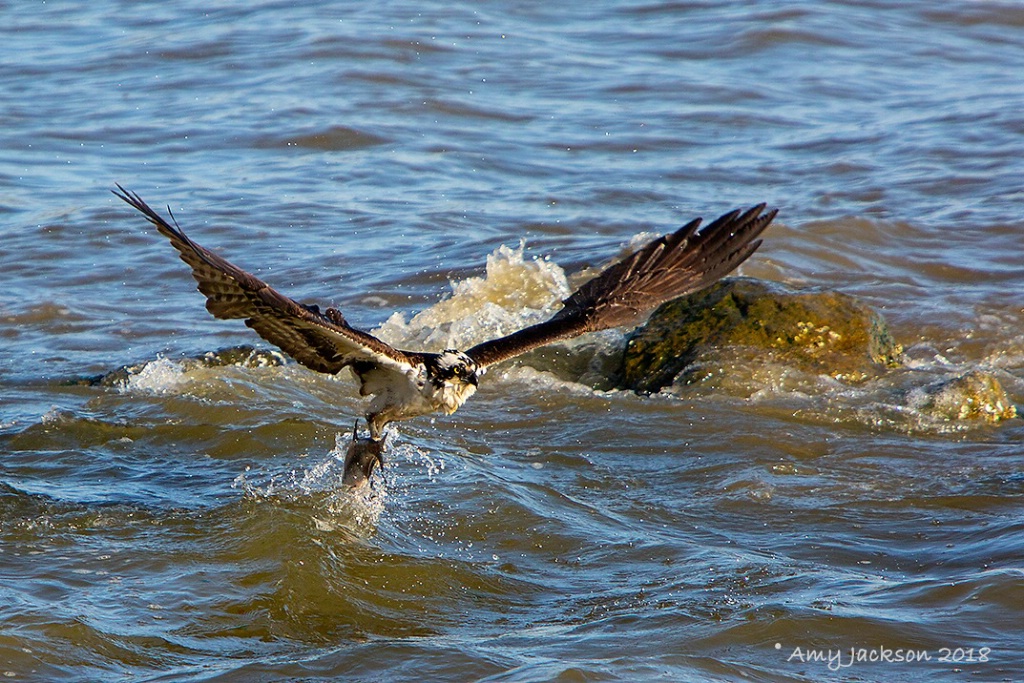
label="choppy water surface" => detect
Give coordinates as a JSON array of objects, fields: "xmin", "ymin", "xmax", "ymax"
[{"xmin": 2, "ymin": 2, "xmax": 1024, "ymax": 681}]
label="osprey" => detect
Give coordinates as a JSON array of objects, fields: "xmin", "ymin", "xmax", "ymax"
[{"xmin": 114, "ymin": 186, "xmax": 775, "ymax": 450}]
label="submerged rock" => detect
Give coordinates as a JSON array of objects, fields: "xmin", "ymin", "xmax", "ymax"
[
  {"xmin": 80, "ymin": 345, "xmax": 287, "ymax": 387},
  {"xmin": 618, "ymin": 278, "xmax": 903, "ymax": 393},
  {"xmin": 196, "ymin": 345, "xmax": 288, "ymax": 369},
  {"xmin": 910, "ymin": 370, "xmax": 1017, "ymax": 423}
]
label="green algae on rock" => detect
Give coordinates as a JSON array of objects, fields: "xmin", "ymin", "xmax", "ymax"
[{"xmin": 618, "ymin": 278, "xmax": 903, "ymax": 393}]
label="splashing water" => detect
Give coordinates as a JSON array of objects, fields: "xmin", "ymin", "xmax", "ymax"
[
  {"xmin": 233, "ymin": 431, "xmax": 387, "ymax": 531},
  {"xmin": 229, "ymin": 426, "xmax": 455, "ymax": 535},
  {"xmin": 373, "ymin": 242, "xmax": 571, "ymax": 351},
  {"xmin": 119, "ymin": 356, "xmax": 191, "ymax": 395}
]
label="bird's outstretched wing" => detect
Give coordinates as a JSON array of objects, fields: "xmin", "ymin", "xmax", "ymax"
[
  {"xmin": 466, "ymin": 204, "xmax": 777, "ymax": 367},
  {"xmin": 113, "ymin": 185, "xmax": 414, "ymax": 376}
]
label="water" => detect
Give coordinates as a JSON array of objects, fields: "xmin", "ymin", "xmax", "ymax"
[{"xmin": 2, "ymin": 1, "xmax": 1023, "ymax": 680}]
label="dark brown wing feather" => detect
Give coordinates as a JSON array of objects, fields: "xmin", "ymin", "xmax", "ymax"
[
  {"xmin": 466, "ymin": 204, "xmax": 777, "ymax": 367},
  {"xmin": 112, "ymin": 185, "xmax": 413, "ymax": 375}
]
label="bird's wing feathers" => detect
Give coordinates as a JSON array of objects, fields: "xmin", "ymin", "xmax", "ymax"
[
  {"xmin": 113, "ymin": 186, "xmax": 412, "ymax": 376},
  {"xmin": 116, "ymin": 186, "xmax": 775, "ymax": 379},
  {"xmin": 466, "ymin": 204, "xmax": 776, "ymax": 368}
]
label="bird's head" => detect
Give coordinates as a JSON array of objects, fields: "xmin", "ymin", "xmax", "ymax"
[
  {"xmin": 428, "ymin": 350, "xmax": 481, "ymax": 412},
  {"xmin": 430, "ymin": 349, "xmax": 480, "ymax": 387}
]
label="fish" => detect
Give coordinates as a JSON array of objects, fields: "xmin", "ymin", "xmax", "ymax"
[{"xmin": 341, "ymin": 421, "xmax": 385, "ymax": 489}]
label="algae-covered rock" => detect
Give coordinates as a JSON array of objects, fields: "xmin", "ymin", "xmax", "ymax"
[
  {"xmin": 911, "ymin": 370, "xmax": 1017, "ymax": 423},
  {"xmin": 618, "ymin": 278, "xmax": 903, "ymax": 393}
]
